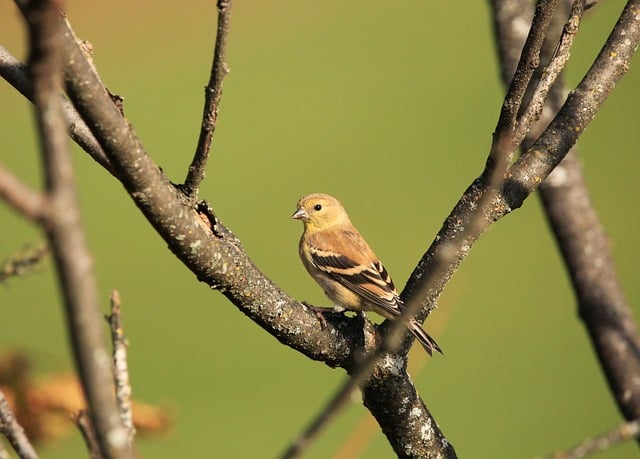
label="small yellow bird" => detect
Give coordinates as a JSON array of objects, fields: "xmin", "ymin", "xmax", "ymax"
[{"xmin": 292, "ymin": 193, "xmax": 441, "ymax": 355}]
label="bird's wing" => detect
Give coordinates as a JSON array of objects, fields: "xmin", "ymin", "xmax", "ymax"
[{"xmin": 307, "ymin": 230, "xmax": 403, "ymax": 318}]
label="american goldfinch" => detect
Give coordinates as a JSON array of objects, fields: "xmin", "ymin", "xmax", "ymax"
[{"xmin": 292, "ymin": 193, "xmax": 441, "ymax": 355}]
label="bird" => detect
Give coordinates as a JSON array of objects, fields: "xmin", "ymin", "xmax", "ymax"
[{"xmin": 291, "ymin": 193, "xmax": 441, "ymax": 355}]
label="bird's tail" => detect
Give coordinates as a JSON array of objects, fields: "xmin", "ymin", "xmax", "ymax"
[{"xmin": 408, "ymin": 319, "xmax": 442, "ymax": 356}]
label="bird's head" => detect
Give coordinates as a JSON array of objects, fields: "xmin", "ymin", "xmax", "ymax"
[{"xmin": 291, "ymin": 193, "xmax": 350, "ymax": 231}]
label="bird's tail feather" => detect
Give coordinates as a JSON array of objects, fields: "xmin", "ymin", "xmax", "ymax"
[{"xmin": 408, "ymin": 319, "xmax": 442, "ymax": 356}]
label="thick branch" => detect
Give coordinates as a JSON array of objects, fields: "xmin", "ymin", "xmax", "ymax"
[
  {"xmin": 362, "ymin": 364, "xmax": 455, "ymax": 459},
  {"xmin": 23, "ymin": 1, "xmax": 132, "ymax": 458}
]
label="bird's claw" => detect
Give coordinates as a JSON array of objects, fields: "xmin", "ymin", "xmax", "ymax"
[{"xmin": 301, "ymin": 301, "xmax": 330, "ymax": 329}]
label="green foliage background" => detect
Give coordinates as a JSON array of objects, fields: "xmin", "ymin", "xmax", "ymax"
[{"xmin": 1, "ymin": 1, "xmax": 638, "ymax": 458}]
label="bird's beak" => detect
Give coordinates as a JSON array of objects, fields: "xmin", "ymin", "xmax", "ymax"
[{"xmin": 291, "ymin": 208, "xmax": 307, "ymax": 220}]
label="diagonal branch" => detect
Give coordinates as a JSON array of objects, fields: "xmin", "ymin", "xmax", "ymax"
[{"xmin": 182, "ymin": 0, "xmax": 232, "ymax": 197}]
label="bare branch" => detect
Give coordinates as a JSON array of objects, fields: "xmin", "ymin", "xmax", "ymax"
[
  {"xmin": 0, "ymin": 164, "xmax": 46, "ymax": 222},
  {"xmin": 0, "ymin": 243, "xmax": 48, "ymax": 282},
  {"xmin": 22, "ymin": 1, "xmax": 133, "ymax": 458},
  {"xmin": 73, "ymin": 410, "xmax": 104, "ymax": 459},
  {"xmin": 0, "ymin": 389, "xmax": 39, "ymax": 459},
  {"xmin": 106, "ymin": 291, "xmax": 135, "ymax": 444},
  {"xmin": 489, "ymin": 0, "xmax": 559, "ymax": 171},
  {"xmin": 514, "ymin": 0, "xmax": 586, "ymax": 144},
  {"xmin": 0, "ymin": 45, "xmax": 115, "ymax": 176},
  {"xmin": 505, "ymin": 0, "xmax": 639, "ymax": 200},
  {"xmin": 183, "ymin": 0, "xmax": 232, "ymax": 197},
  {"xmin": 537, "ymin": 419, "xmax": 640, "ymax": 459}
]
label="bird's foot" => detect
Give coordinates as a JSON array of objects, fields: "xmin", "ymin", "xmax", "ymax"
[{"xmin": 301, "ymin": 301, "xmax": 332, "ymax": 329}]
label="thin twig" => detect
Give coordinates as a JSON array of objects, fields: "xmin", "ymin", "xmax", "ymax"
[
  {"xmin": 0, "ymin": 244, "xmax": 49, "ymax": 283},
  {"xmin": 23, "ymin": 1, "xmax": 133, "ymax": 458},
  {"xmin": 73, "ymin": 410, "xmax": 104, "ymax": 459},
  {"xmin": 515, "ymin": 0, "xmax": 586, "ymax": 144},
  {"xmin": 0, "ymin": 389, "xmax": 39, "ymax": 459},
  {"xmin": 0, "ymin": 163, "xmax": 47, "ymax": 222},
  {"xmin": 106, "ymin": 291, "xmax": 135, "ymax": 444},
  {"xmin": 537, "ymin": 419, "xmax": 640, "ymax": 459},
  {"xmin": 488, "ymin": 0, "xmax": 559, "ymax": 171},
  {"xmin": 183, "ymin": 0, "xmax": 233, "ymax": 197}
]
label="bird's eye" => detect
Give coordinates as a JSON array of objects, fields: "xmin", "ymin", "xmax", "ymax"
[{"xmin": 314, "ymin": 204, "xmax": 322, "ymax": 211}]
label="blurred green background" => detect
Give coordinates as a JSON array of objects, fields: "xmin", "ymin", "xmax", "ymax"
[{"xmin": 1, "ymin": 1, "xmax": 638, "ymax": 458}]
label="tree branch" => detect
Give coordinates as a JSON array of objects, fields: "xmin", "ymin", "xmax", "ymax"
[
  {"xmin": 489, "ymin": 0, "xmax": 559, "ymax": 171},
  {"xmin": 107, "ymin": 291, "xmax": 135, "ymax": 444},
  {"xmin": 0, "ymin": 44, "xmax": 115, "ymax": 176},
  {"xmin": 73, "ymin": 410, "xmax": 104, "ymax": 459},
  {"xmin": 0, "ymin": 389, "xmax": 39, "ymax": 459},
  {"xmin": 514, "ymin": 0, "xmax": 585, "ymax": 144},
  {"xmin": 0, "ymin": 163, "xmax": 46, "ymax": 221},
  {"xmin": 182, "ymin": 0, "xmax": 232, "ymax": 197},
  {"xmin": 538, "ymin": 419, "xmax": 640, "ymax": 459},
  {"xmin": 23, "ymin": 1, "xmax": 133, "ymax": 458},
  {"xmin": 0, "ymin": 243, "xmax": 49, "ymax": 283}
]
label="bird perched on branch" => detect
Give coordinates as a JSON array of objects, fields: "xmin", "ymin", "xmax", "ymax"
[{"xmin": 292, "ymin": 193, "xmax": 441, "ymax": 355}]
